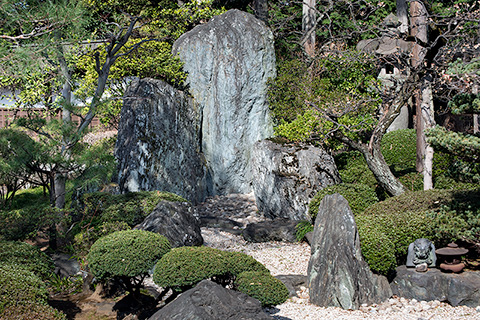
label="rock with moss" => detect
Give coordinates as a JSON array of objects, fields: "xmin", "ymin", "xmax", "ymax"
[
  {"xmin": 235, "ymin": 271, "xmax": 289, "ymax": 306},
  {"xmin": 0, "ymin": 241, "xmax": 54, "ymax": 280},
  {"xmin": 252, "ymin": 139, "xmax": 340, "ymax": 221},
  {"xmin": 87, "ymin": 230, "xmax": 171, "ymax": 290},
  {"xmin": 116, "ymin": 79, "xmax": 212, "ymax": 204}
]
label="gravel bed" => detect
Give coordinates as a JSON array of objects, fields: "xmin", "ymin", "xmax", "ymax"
[{"xmin": 202, "ymin": 227, "xmax": 480, "ymax": 320}]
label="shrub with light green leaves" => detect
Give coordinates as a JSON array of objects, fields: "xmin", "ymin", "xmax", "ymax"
[
  {"xmin": 1, "ymin": 303, "xmax": 67, "ymax": 320},
  {"xmin": 87, "ymin": 230, "xmax": 170, "ymax": 282},
  {"xmin": 0, "ymin": 241, "xmax": 54, "ymax": 280},
  {"xmin": 234, "ymin": 271, "xmax": 289, "ymax": 307},
  {"xmin": 308, "ymin": 183, "xmax": 378, "ymax": 221}
]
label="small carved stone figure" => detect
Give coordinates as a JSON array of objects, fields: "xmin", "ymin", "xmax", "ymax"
[{"xmin": 406, "ymin": 238, "xmax": 436, "ymax": 269}]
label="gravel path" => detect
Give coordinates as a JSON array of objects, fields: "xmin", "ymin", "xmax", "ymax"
[{"xmin": 201, "ymin": 228, "xmax": 480, "ymax": 320}]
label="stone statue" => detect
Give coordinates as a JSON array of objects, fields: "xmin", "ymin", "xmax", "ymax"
[{"xmin": 406, "ymin": 238, "xmax": 436, "ymax": 269}]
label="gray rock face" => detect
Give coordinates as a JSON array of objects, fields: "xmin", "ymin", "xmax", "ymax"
[
  {"xmin": 135, "ymin": 200, "xmax": 203, "ymax": 248},
  {"xmin": 115, "ymin": 78, "xmax": 212, "ymax": 204},
  {"xmin": 242, "ymin": 219, "xmax": 298, "ymax": 243},
  {"xmin": 251, "ymin": 140, "xmax": 340, "ymax": 221},
  {"xmin": 307, "ymin": 194, "xmax": 392, "ymax": 310},
  {"xmin": 392, "ymin": 266, "xmax": 480, "ymax": 307},
  {"xmin": 149, "ymin": 280, "xmax": 273, "ymax": 320},
  {"xmin": 173, "ymin": 9, "xmax": 275, "ymax": 195}
]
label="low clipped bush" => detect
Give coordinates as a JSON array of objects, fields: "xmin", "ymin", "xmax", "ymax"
[
  {"xmin": 1, "ymin": 303, "xmax": 67, "ymax": 320},
  {"xmin": 234, "ymin": 271, "xmax": 289, "ymax": 306},
  {"xmin": 87, "ymin": 230, "xmax": 170, "ymax": 282},
  {"xmin": 0, "ymin": 205, "xmax": 53, "ymax": 241},
  {"xmin": 0, "ymin": 241, "xmax": 54, "ymax": 280},
  {"xmin": 153, "ymin": 246, "xmax": 286, "ymax": 306},
  {"xmin": 153, "ymin": 246, "xmax": 230, "ymax": 289},
  {"xmin": 0, "ymin": 263, "xmax": 49, "ymax": 311},
  {"xmin": 381, "ymin": 129, "xmax": 416, "ymax": 171},
  {"xmin": 308, "ymin": 183, "xmax": 378, "ymax": 221}
]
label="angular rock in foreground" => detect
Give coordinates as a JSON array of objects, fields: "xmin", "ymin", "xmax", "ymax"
[
  {"xmin": 307, "ymin": 194, "xmax": 392, "ymax": 309},
  {"xmin": 149, "ymin": 280, "xmax": 272, "ymax": 320},
  {"xmin": 251, "ymin": 140, "xmax": 340, "ymax": 221},
  {"xmin": 392, "ymin": 265, "xmax": 480, "ymax": 307},
  {"xmin": 115, "ymin": 78, "xmax": 212, "ymax": 204},
  {"xmin": 135, "ymin": 200, "xmax": 203, "ymax": 248},
  {"xmin": 173, "ymin": 9, "xmax": 275, "ymax": 195}
]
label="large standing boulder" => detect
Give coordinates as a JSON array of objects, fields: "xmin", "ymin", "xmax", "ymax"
[
  {"xmin": 135, "ymin": 200, "xmax": 203, "ymax": 248},
  {"xmin": 251, "ymin": 140, "xmax": 340, "ymax": 221},
  {"xmin": 391, "ymin": 266, "xmax": 480, "ymax": 307},
  {"xmin": 173, "ymin": 9, "xmax": 275, "ymax": 195},
  {"xmin": 149, "ymin": 280, "xmax": 273, "ymax": 320},
  {"xmin": 307, "ymin": 194, "xmax": 392, "ymax": 310},
  {"xmin": 115, "ymin": 78, "xmax": 212, "ymax": 204}
]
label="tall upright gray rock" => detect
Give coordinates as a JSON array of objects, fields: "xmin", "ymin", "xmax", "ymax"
[
  {"xmin": 173, "ymin": 9, "xmax": 275, "ymax": 195},
  {"xmin": 251, "ymin": 140, "xmax": 340, "ymax": 221},
  {"xmin": 307, "ymin": 194, "xmax": 392, "ymax": 310},
  {"xmin": 115, "ymin": 78, "xmax": 212, "ymax": 204}
]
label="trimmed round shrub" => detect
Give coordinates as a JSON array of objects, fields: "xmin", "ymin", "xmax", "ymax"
[
  {"xmin": 234, "ymin": 271, "xmax": 289, "ymax": 306},
  {"xmin": 398, "ymin": 172, "xmax": 423, "ymax": 192},
  {"xmin": 153, "ymin": 246, "xmax": 229, "ymax": 289},
  {"xmin": 0, "ymin": 241, "xmax": 54, "ymax": 280},
  {"xmin": 87, "ymin": 229, "xmax": 171, "ymax": 280},
  {"xmin": 1, "ymin": 303, "xmax": 67, "ymax": 320},
  {"xmin": 224, "ymin": 251, "xmax": 270, "ymax": 276},
  {"xmin": 0, "ymin": 263, "xmax": 49, "ymax": 310},
  {"xmin": 356, "ymin": 216, "xmax": 397, "ymax": 276},
  {"xmin": 308, "ymin": 183, "xmax": 378, "ymax": 221}
]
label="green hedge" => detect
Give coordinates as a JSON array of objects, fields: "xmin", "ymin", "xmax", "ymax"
[
  {"xmin": 234, "ymin": 271, "xmax": 289, "ymax": 306},
  {"xmin": 308, "ymin": 183, "xmax": 378, "ymax": 220},
  {"xmin": 80, "ymin": 191, "xmax": 186, "ymax": 227},
  {"xmin": 335, "ymin": 151, "xmax": 377, "ymax": 190},
  {"xmin": 381, "ymin": 129, "xmax": 416, "ymax": 171},
  {"xmin": 87, "ymin": 230, "xmax": 171, "ymax": 280},
  {"xmin": 0, "ymin": 241, "xmax": 54, "ymax": 280},
  {"xmin": 153, "ymin": 246, "xmax": 288, "ymax": 306},
  {"xmin": 1, "ymin": 303, "xmax": 67, "ymax": 320},
  {"xmin": 0, "ymin": 263, "xmax": 49, "ymax": 311}
]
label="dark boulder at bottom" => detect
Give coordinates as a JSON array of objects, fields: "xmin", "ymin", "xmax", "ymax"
[
  {"xmin": 307, "ymin": 194, "xmax": 392, "ymax": 310},
  {"xmin": 391, "ymin": 265, "xmax": 480, "ymax": 307},
  {"xmin": 135, "ymin": 200, "xmax": 203, "ymax": 248},
  {"xmin": 148, "ymin": 280, "xmax": 272, "ymax": 320}
]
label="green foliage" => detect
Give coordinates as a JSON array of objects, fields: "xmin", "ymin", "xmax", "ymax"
[
  {"xmin": 73, "ymin": 221, "xmax": 130, "ymax": 259},
  {"xmin": 355, "ymin": 215, "xmax": 397, "ymax": 276},
  {"xmin": 447, "ymin": 93, "xmax": 480, "ymax": 114},
  {"xmin": 295, "ymin": 220, "xmax": 314, "ymax": 242},
  {"xmin": 426, "ymin": 125, "xmax": 480, "ymax": 163},
  {"xmin": 0, "ymin": 241, "xmax": 54, "ymax": 280},
  {"xmin": 335, "ymin": 151, "xmax": 378, "ymax": 190},
  {"xmin": 0, "ymin": 263, "xmax": 49, "ymax": 311},
  {"xmin": 153, "ymin": 246, "xmax": 270, "ymax": 292},
  {"xmin": 309, "ymin": 183, "xmax": 378, "ymax": 221},
  {"xmin": 0, "ymin": 205, "xmax": 53, "ymax": 241},
  {"xmin": 153, "ymin": 246, "xmax": 229, "ymax": 289},
  {"xmin": 1, "ymin": 303, "xmax": 67, "ymax": 320},
  {"xmin": 47, "ymin": 273, "xmax": 83, "ymax": 296},
  {"xmin": 87, "ymin": 229, "xmax": 170, "ymax": 281},
  {"xmin": 268, "ymin": 52, "xmax": 380, "ymax": 143},
  {"xmin": 234, "ymin": 271, "xmax": 289, "ymax": 307},
  {"xmin": 358, "ymin": 189, "xmax": 480, "ymax": 275},
  {"xmin": 79, "ymin": 190, "xmax": 186, "ymax": 228},
  {"xmin": 381, "ymin": 129, "xmax": 417, "ymax": 172}
]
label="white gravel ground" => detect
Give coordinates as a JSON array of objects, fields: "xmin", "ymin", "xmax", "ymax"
[{"xmin": 202, "ymin": 227, "xmax": 480, "ymax": 320}]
